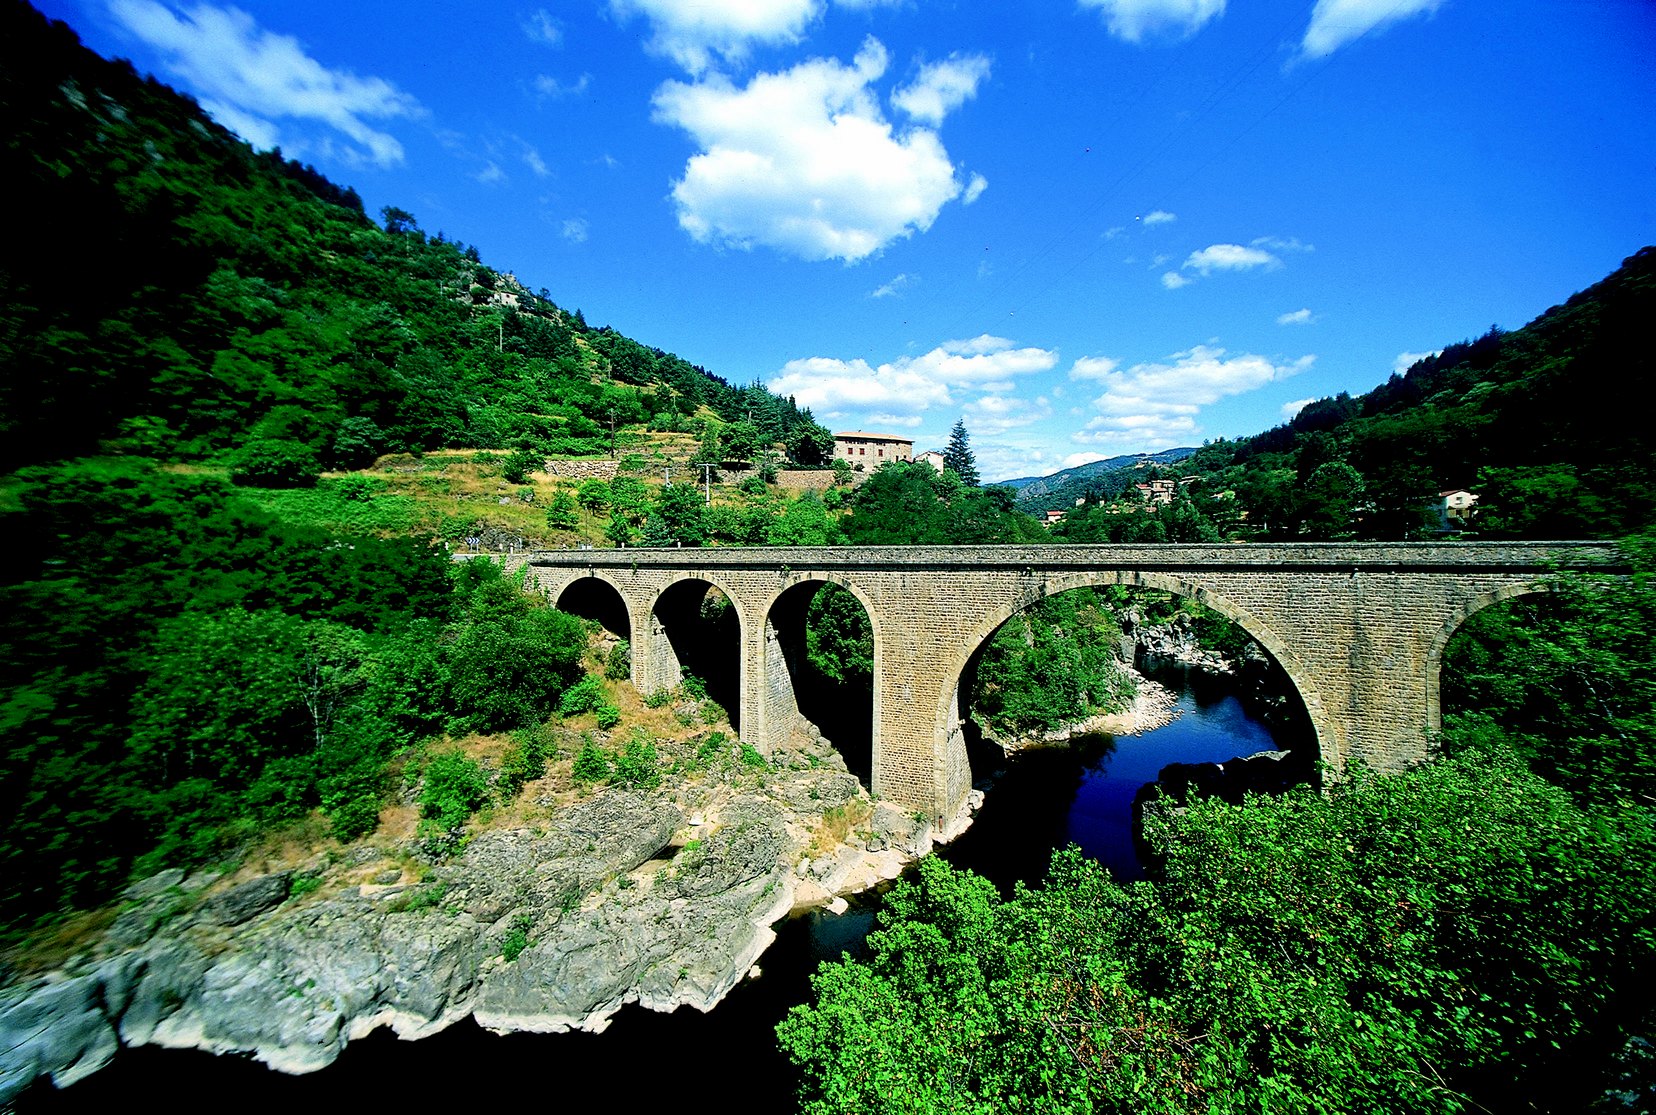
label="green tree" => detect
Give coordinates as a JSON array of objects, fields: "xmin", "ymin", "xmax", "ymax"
[
  {"xmin": 544, "ymin": 490, "xmax": 578, "ymax": 531},
  {"xmin": 576, "ymin": 477, "xmax": 611, "ymax": 513},
  {"xmin": 942, "ymin": 418, "xmax": 980, "ymax": 487},
  {"xmin": 805, "ymin": 583, "xmax": 873, "ymax": 686}
]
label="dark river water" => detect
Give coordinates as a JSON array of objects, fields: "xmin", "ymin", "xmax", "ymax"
[{"xmin": 18, "ymin": 674, "xmax": 1293, "ymax": 1111}]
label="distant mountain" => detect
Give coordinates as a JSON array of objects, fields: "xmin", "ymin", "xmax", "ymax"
[{"xmin": 1001, "ymin": 448, "xmax": 1198, "ymax": 508}]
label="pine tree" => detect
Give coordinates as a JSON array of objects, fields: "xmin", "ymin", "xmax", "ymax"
[{"xmin": 943, "ymin": 418, "xmax": 980, "ymax": 486}]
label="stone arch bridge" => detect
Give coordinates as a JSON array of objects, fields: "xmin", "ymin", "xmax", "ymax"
[{"xmin": 517, "ymin": 542, "xmax": 1617, "ymax": 830}]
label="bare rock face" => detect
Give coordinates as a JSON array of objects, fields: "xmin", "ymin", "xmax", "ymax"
[{"xmin": 0, "ymin": 789, "xmax": 802, "ymax": 1102}]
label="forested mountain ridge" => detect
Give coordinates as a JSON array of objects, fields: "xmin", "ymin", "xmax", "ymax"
[
  {"xmin": 0, "ymin": 1, "xmax": 831, "ymax": 477},
  {"xmin": 1050, "ymin": 245, "xmax": 1656, "ymax": 543}
]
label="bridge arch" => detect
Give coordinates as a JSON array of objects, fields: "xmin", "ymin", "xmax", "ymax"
[
  {"xmin": 551, "ymin": 573, "xmax": 633, "ymax": 642},
  {"xmin": 646, "ymin": 575, "xmax": 745, "ymax": 731},
  {"xmin": 754, "ymin": 577, "xmax": 881, "ymax": 781},
  {"xmin": 935, "ymin": 570, "xmax": 1333, "ymax": 782},
  {"xmin": 1424, "ymin": 580, "xmax": 1553, "ymax": 739}
]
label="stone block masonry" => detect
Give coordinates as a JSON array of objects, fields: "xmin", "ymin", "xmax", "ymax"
[{"xmin": 519, "ymin": 542, "xmax": 1622, "ymax": 827}]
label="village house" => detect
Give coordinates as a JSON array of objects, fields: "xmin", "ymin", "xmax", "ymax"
[
  {"xmin": 915, "ymin": 449, "xmax": 947, "ymax": 473},
  {"xmin": 1437, "ymin": 488, "xmax": 1479, "ymax": 530},
  {"xmin": 834, "ymin": 431, "xmax": 914, "ymax": 466}
]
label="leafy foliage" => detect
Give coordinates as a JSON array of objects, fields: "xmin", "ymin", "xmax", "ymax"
[
  {"xmin": 971, "ymin": 588, "xmax": 1136, "ymax": 737},
  {"xmin": 781, "ymin": 754, "xmax": 1656, "ymax": 1114}
]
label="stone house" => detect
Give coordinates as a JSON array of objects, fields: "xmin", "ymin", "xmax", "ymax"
[{"xmin": 834, "ymin": 431, "xmax": 914, "ymax": 467}]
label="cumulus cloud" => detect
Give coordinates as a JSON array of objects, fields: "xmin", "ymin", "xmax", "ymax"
[
  {"xmin": 1281, "ymin": 397, "xmax": 1316, "ymax": 418},
  {"xmin": 1184, "ymin": 243, "xmax": 1281, "ymax": 275},
  {"xmin": 1301, "ymin": 0, "xmax": 1445, "ymax": 59},
  {"xmin": 1276, "ymin": 308, "xmax": 1315, "ymax": 325},
  {"xmin": 653, "ymin": 39, "xmax": 975, "ymax": 262},
  {"xmin": 964, "ymin": 393, "xmax": 1053, "ymax": 437},
  {"xmin": 1069, "ymin": 356, "xmax": 1121, "ymax": 381},
  {"xmin": 1393, "ymin": 349, "xmax": 1441, "ymax": 374},
  {"xmin": 767, "ymin": 335, "xmax": 1058, "ymax": 421},
  {"xmin": 1141, "ymin": 209, "xmax": 1176, "ymax": 225},
  {"xmin": 108, "ymin": 0, "xmax": 421, "ymax": 167},
  {"xmin": 1063, "ymin": 451, "xmax": 1110, "ymax": 469},
  {"xmin": 1074, "ymin": 344, "xmax": 1313, "ymax": 450},
  {"xmin": 1079, "ymin": 0, "xmax": 1226, "ymax": 43},
  {"xmin": 1161, "ymin": 271, "xmax": 1191, "ymax": 290},
  {"xmin": 609, "ymin": 0, "xmax": 820, "ymax": 73},
  {"xmin": 891, "ymin": 52, "xmax": 992, "ymax": 126},
  {"xmin": 962, "ymin": 172, "xmax": 989, "ymax": 205}
]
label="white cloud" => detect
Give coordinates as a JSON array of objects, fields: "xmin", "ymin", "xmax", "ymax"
[
  {"xmin": 1063, "ymin": 451, "xmax": 1110, "ymax": 469},
  {"xmin": 1069, "ymin": 355, "xmax": 1121, "ymax": 381},
  {"xmin": 532, "ymin": 73, "xmax": 592, "ymax": 98},
  {"xmin": 562, "ymin": 218, "xmax": 590, "ymax": 243},
  {"xmin": 1079, "ymin": 0, "xmax": 1226, "ymax": 43},
  {"xmin": 474, "ymin": 161, "xmax": 506, "ymax": 185},
  {"xmin": 1161, "ymin": 270, "xmax": 1191, "ymax": 290},
  {"xmin": 108, "ymin": 0, "xmax": 421, "ymax": 167},
  {"xmin": 1184, "ymin": 243, "xmax": 1281, "ymax": 275},
  {"xmin": 521, "ymin": 143, "xmax": 551, "ymax": 178},
  {"xmin": 609, "ymin": 0, "xmax": 820, "ymax": 73},
  {"xmin": 1393, "ymin": 349, "xmax": 1440, "ymax": 374},
  {"xmin": 1075, "ymin": 344, "xmax": 1313, "ymax": 451},
  {"xmin": 522, "ymin": 9, "xmax": 562, "ymax": 46},
  {"xmin": 1301, "ymin": 0, "xmax": 1445, "ymax": 59},
  {"xmin": 891, "ymin": 53, "xmax": 992, "ymax": 126},
  {"xmin": 1281, "ymin": 397, "xmax": 1316, "ymax": 419},
  {"xmin": 1276, "ymin": 308, "xmax": 1315, "ymax": 325},
  {"xmin": 962, "ymin": 172, "xmax": 989, "ymax": 205},
  {"xmin": 767, "ymin": 335, "xmax": 1058, "ymax": 421},
  {"xmin": 870, "ymin": 273, "xmax": 915, "ymax": 298},
  {"xmin": 964, "ymin": 393, "xmax": 1053, "ymax": 437},
  {"xmin": 1253, "ymin": 234, "xmax": 1313, "ymax": 253},
  {"xmin": 653, "ymin": 39, "xmax": 974, "ymax": 262},
  {"xmin": 1141, "ymin": 209, "xmax": 1176, "ymax": 225}
]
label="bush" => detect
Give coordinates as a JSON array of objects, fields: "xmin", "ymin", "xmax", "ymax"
[
  {"xmin": 594, "ymin": 702, "xmax": 622, "ymax": 729},
  {"xmin": 612, "ymin": 738, "xmax": 660, "ymax": 791},
  {"xmin": 739, "ymin": 743, "xmax": 766, "ymax": 769},
  {"xmin": 418, "ymin": 753, "xmax": 490, "ymax": 831},
  {"xmin": 558, "ymin": 675, "xmax": 606, "ymax": 718},
  {"xmin": 231, "ymin": 438, "xmax": 321, "ymax": 488},
  {"xmin": 572, "ymin": 740, "xmax": 610, "ymax": 783},
  {"xmin": 680, "ymin": 674, "xmax": 708, "ymax": 701},
  {"xmin": 499, "ymin": 730, "xmax": 548, "ymax": 797},
  {"xmin": 605, "ymin": 640, "xmax": 632, "ymax": 680}
]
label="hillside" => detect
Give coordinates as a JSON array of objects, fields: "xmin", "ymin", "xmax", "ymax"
[
  {"xmin": 1003, "ymin": 447, "xmax": 1198, "ymax": 510},
  {"xmin": 1049, "ymin": 247, "xmax": 1656, "ymax": 543},
  {"xmin": 0, "ymin": 1, "xmax": 830, "ymax": 478}
]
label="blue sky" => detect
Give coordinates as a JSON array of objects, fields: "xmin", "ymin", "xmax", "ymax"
[{"xmin": 37, "ymin": 0, "xmax": 1656, "ymax": 480}]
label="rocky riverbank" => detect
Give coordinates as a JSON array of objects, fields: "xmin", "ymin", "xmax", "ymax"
[{"xmin": 0, "ymin": 731, "xmax": 953, "ymax": 1104}]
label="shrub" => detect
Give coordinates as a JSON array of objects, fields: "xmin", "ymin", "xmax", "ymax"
[
  {"xmin": 594, "ymin": 702, "xmax": 622, "ymax": 730},
  {"xmin": 572, "ymin": 740, "xmax": 610, "ymax": 783},
  {"xmin": 419, "ymin": 753, "xmax": 489, "ymax": 831},
  {"xmin": 499, "ymin": 730, "xmax": 548, "ymax": 797},
  {"xmin": 645, "ymin": 687, "xmax": 673, "ymax": 708},
  {"xmin": 739, "ymin": 743, "xmax": 767, "ymax": 769},
  {"xmin": 605, "ymin": 640, "xmax": 632, "ymax": 680},
  {"xmin": 680, "ymin": 674, "xmax": 709, "ymax": 701},
  {"xmin": 612, "ymin": 738, "xmax": 660, "ymax": 791},
  {"xmin": 558, "ymin": 675, "xmax": 606, "ymax": 718}
]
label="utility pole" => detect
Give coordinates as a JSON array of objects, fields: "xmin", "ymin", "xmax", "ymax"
[
  {"xmin": 608, "ymin": 408, "xmax": 617, "ymax": 459},
  {"xmin": 695, "ymin": 462, "xmax": 715, "ymax": 505}
]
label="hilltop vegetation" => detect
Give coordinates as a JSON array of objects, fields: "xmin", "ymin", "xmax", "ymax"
[
  {"xmin": 1037, "ymin": 246, "xmax": 1656, "ymax": 543},
  {"xmin": 0, "ymin": 2, "xmax": 831, "ymax": 481}
]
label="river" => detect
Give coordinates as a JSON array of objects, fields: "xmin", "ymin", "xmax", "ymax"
[{"xmin": 17, "ymin": 671, "xmax": 1297, "ymax": 1111}]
